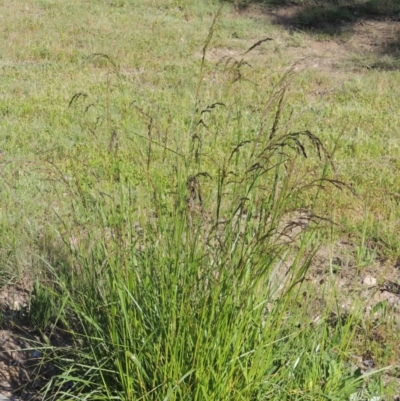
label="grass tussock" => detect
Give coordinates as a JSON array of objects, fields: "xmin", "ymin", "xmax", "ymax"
[{"xmin": 31, "ymin": 31, "xmax": 369, "ymax": 401}]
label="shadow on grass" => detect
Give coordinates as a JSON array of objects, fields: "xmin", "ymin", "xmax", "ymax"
[
  {"xmin": 226, "ymin": 0, "xmax": 400, "ymax": 70},
  {"xmin": 269, "ymin": 0, "xmax": 400, "ymax": 32}
]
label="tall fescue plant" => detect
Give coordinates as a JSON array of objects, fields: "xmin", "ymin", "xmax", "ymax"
[{"xmin": 39, "ymin": 15, "xmax": 367, "ymax": 401}]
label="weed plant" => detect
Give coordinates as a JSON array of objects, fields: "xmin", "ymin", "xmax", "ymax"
[{"xmin": 35, "ymin": 26, "xmax": 371, "ymax": 401}]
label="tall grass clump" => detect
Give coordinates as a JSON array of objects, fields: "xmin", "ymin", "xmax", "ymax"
[{"xmin": 38, "ymin": 24, "xmax": 368, "ymax": 401}]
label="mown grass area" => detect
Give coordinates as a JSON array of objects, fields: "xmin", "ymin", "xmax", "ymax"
[{"xmin": 1, "ymin": 0, "xmax": 400, "ymax": 400}]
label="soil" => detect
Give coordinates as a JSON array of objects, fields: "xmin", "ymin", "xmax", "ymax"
[
  {"xmin": 0, "ymin": 289, "xmax": 38, "ymax": 400},
  {"xmin": 0, "ymin": 285, "xmax": 65, "ymax": 401}
]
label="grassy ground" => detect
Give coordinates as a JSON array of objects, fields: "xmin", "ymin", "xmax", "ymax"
[{"xmin": 1, "ymin": 0, "xmax": 400, "ymax": 399}]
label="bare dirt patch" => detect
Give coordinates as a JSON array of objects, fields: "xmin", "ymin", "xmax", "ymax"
[
  {"xmin": 202, "ymin": 4, "xmax": 400, "ymax": 72},
  {"xmin": 270, "ymin": 4, "xmax": 400, "ymax": 69},
  {"xmin": 0, "ymin": 285, "xmax": 68, "ymax": 401}
]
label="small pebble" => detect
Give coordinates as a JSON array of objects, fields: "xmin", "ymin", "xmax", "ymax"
[
  {"xmin": 362, "ymin": 359, "xmax": 375, "ymax": 368},
  {"xmin": 32, "ymin": 351, "xmax": 42, "ymax": 359},
  {"xmin": 363, "ymin": 276, "xmax": 377, "ymax": 286}
]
